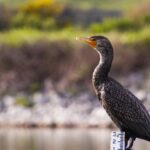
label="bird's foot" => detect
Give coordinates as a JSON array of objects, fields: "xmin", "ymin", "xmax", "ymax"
[
  {"xmin": 125, "ymin": 137, "xmax": 135, "ymax": 150},
  {"xmin": 126, "ymin": 146, "xmax": 133, "ymax": 150},
  {"xmin": 125, "ymin": 148, "xmax": 133, "ymax": 150}
]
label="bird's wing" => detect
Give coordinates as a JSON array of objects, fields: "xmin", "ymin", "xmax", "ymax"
[{"xmin": 103, "ymin": 78, "xmax": 150, "ymax": 139}]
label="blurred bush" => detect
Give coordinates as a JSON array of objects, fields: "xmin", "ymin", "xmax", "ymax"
[
  {"xmin": 0, "ymin": 2, "xmax": 121, "ymax": 31},
  {"xmin": 0, "ymin": 4, "xmax": 12, "ymax": 30},
  {"xmin": 0, "ymin": 0, "xmax": 60, "ymax": 31},
  {"xmin": 42, "ymin": 18, "xmax": 56, "ymax": 30},
  {"xmin": 21, "ymin": 0, "xmax": 62, "ymax": 17},
  {"xmin": 11, "ymin": 13, "xmax": 56, "ymax": 30},
  {"xmin": 90, "ymin": 18, "xmax": 141, "ymax": 33},
  {"xmin": 16, "ymin": 96, "xmax": 34, "ymax": 107},
  {"xmin": 0, "ymin": 0, "xmax": 150, "ymax": 32},
  {"xmin": 11, "ymin": 0, "xmax": 60, "ymax": 30},
  {"xmin": 0, "ymin": 39, "xmax": 149, "ymax": 94},
  {"xmin": 11, "ymin": 13, "xmax": 41, "ymax": 29}
]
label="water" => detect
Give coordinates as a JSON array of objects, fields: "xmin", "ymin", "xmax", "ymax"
[{"xmin": 0, "ymin": 128, "xmax": 149, "ymax": 150}]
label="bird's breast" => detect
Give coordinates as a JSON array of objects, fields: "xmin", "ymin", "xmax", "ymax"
[
  {"xmin": 99, "ymin": 89, "xmax": 122, "ymax": 128},
  {"xmin": 101, "ymin": 90, "xmax": 108, "ymax": 108}
]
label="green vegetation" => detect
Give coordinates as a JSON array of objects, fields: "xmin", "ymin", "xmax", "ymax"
[
  {"xmin": 115, "ymin": 26, "xmax": 150, "ymax": 45},
  {"xmin": 0, "ymin": 0, "xmax": 150, "ymax": 93},
  {"xmin": 90, "ymin": 18, "xmax": 140, "ymax": 33},
  {"xmin": 16, "ymin": 97, "xmax": 34, "ymax": 107},
  {"xmin": 0, "ymin": 0, "xmax": 149, "ymax": 43},
  {"xmin": 0, "ymin": 0, "xmax": 25, "ymax": 5},
  {"xmin": 0, "ymin": 0, "xmax": 147, "ymax": 11},
  {"xmin": 0, "ymin": 28, "xmax": 88, "ymax": 45},
  {"xmin": 1, "ymin": 17, "xmax": 150, "ymax": 47},
  {"xmin": 59, "ymin": 0, "xmax": 147, "ymax": 11}
]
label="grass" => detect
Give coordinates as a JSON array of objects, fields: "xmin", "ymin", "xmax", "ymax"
[
  {"xmin": 0, "ymin": 27, "xmax": 90, "ymax": 46},
  {"xmin": 109, "ymin": 26, "xmax": 150, "ymax": 45},
  {"xmin": 1, "ymin": 25, "xmax": 150, "ymax": 48}
]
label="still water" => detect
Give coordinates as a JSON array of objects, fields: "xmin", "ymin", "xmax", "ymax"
[{"xmin": 0, "ymin": 128, "xmax": 149, "ymax": 150}]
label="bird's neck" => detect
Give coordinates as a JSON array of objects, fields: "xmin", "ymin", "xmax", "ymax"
[{"xmin": 92, "ymin": 52, "xmax": 113, "ymax": 87}]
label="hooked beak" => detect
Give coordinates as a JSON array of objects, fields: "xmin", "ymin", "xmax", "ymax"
[{"xmin": 76, "ymin": 37, "xmax": 96, "ymax": 48}]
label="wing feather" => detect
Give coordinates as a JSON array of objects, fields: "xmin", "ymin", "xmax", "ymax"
[{"xmin": 101, "ymin": 78, "xmax": 150, "ymax": 140}]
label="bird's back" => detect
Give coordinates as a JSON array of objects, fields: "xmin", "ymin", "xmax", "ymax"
[{"xmin": 97, "ymin": 77, "xmax": 150, "ymax": 141}]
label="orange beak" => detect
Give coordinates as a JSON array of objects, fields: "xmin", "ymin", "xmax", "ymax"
[{"xmin": 76, "ymin": 37, "xmax": 96, "ymax": 48}]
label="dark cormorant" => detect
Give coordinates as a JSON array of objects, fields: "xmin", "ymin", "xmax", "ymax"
[{"xmin": 78, "ymin": 35, "xmax": 150, "ymax": 149}]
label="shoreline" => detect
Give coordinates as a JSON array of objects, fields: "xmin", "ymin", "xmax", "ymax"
[{"xmin": 0, "ymin": 122, "xmax": 115, "ymax": 129}]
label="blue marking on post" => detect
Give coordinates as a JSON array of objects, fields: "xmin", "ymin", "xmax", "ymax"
[{"xmin": 111, "ymin": 131, "xmax": 125, "ymax": 150}]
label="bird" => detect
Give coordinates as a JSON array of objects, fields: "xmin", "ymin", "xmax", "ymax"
[{"xmin": 77, "ymin": 35, "xmax": 150, "ymax": 150}]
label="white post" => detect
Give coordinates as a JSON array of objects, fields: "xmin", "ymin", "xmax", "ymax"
[{"xmin": 111, "ymin": 131, "xmax": 125, "ymax": 150}]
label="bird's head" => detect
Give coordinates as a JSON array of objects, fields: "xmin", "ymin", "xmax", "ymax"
[{"xmin": 77, "ymin": 35, "xmax": 113, "ymax": 56}]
